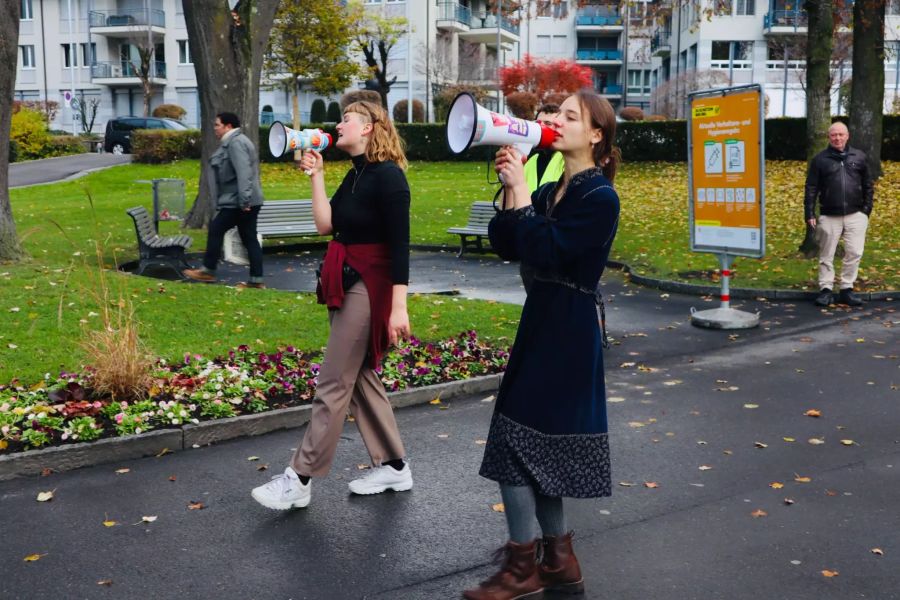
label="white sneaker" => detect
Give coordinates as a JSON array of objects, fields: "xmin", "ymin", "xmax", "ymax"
[
  {"xmin": 348, "ymin": 462, "xmax": 413, "ymax": 495},
  {"xmin": 251, "ymin": 467, "xmax": 311, "ymax": 510}
]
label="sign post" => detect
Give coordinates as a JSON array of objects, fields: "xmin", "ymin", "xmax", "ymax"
[{"xmin": 687, "ymin": 84, "xmax": 765, "ymax": 329}]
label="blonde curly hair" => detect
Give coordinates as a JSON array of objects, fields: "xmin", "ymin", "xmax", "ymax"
[{"xmin": 344, "ymin": 101, "xmax": 408, "ymax": 170}]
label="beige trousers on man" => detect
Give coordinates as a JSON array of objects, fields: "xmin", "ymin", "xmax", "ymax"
[
  {"xmin": 291, "ymin": 282, "xmax": 406, "ymax": 477},
  {"xmin": 817, "ymin": 212, "xmax": 869, "ymax": 291}
]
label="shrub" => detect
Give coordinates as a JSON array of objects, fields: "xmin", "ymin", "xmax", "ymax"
[
  {"xmin": 152, "ymin": 103, "xmax": 187, "ymax": 121},
  {"xmin": 619, "ymin": 106, "xmax": 645, "ymax": 121},
  {"xmin": 8, "ymin": 140, "xmax": 18, "ymax": 163},
  {"xmin": 10, "ymin": 107, "xmax": 53, "ymax": 160},
  {"xmin": 505, "ymin": 92, "xmax": 540, "ymax": 120},
  {"xmin": 310, "ymin": 99, "xmax": 328, "ymax": 123},
  {"xmin": 392, "ymin": 99, "xmax": 426, "ymax": 123},
  {"xmin": 131, "ymin": 129, "xmax": 201, "ymax": 163},
  {"xmin": 47, "ymin": 135, "xmax": 86, "ymax": 158},
  {"xmin": 644, "ymin": 114, "xmax": 667, "ymax": 122},
  {"xmin": 433, "ymin": 84, "xmax": 491, "ymax": 122},
  {"xmin": 326, "ymin": 101, "xmax": 342, "ymax": 122},
  {"xmin": 340, "ymin": 90, "xmax": 382, "ymax": 109},
  {"xmin": 13, "ymin": 100, "xmax": 58, "ymax": 123}
]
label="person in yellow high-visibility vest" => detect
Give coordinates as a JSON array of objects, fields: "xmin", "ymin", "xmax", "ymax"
[
  {"xmin": 523, "ymin": 104, "xmax": 564, "ymax": 193},
  {"xmin": 520, "ymin": 104, "xmax": 564, "ymax": 293}
]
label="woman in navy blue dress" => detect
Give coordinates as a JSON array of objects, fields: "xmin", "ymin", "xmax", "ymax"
[{"xmin": 463, "ymin": 90, "xmax": 621, "ymax": 600}]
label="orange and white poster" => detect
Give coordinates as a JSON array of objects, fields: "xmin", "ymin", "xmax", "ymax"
[{"xmin": 688, "ymin": 85, "xmax": 765, "ymax": 258}]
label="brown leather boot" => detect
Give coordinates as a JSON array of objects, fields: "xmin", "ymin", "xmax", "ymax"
[
  {"xmin": 540, "ymin": 532, "xmax": 584, "ymax": 595},
  {"xmin": 462, "ymin": 540, "xmax": 545, "ymax": 600}
]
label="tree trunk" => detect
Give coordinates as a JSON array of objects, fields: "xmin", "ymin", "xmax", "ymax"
[
  {"xmin": 182, "ymin": 0, "xmax": 278, "ymax": 229},
  {"xmin": 292, "ymin": 81, "xmax": 302, "ymax": 162},
  {"xmin": 0, "ymin": 1, "xmax": 26, "ymax": 262},
  {"xmin": 849, "ymin": 0, "xmax": 885, "ymax": 178},
  {"xmin": 799, "ymin": 0, "xmax": 834, "ymax": 255},
  {"xmin": 804, "ymin": 0, "xmax": 834, "ymax": 162}
]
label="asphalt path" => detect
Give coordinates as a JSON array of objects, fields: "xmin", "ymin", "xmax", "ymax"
[
  {"xmin": 1, "ymin": 277, "xmax": 896, "ymax": 599},
  {"xmin": 9, "ymin": 153, "xmax": 131, "ymax": 188}
]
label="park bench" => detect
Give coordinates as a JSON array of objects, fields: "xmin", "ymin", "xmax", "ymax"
[
  {"xmin": 126, "ymin": 206, "xmax": 193, "ymax": 277},
  {"xmin": 447, "ymin": 201, "xmax": 495, "ymax": 257},
  {"xmin": 257, "ymin": 199, "xmax": 319, "ymax": 239}
]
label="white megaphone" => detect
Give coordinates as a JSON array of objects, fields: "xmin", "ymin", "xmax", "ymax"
[
  {"xmin": 446, "ymin": 92, "xmax": 558, "ymax": 161},
  {"xmin": 268, "ymin": 121, "xmax": 332, "ymax": 158}
]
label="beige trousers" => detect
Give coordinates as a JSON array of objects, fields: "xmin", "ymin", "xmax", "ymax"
[
  {"xmin": 817, "ymin": 212, "xmax": 869, "ymax": 291},
  {"xmin": 291, "ymin": 282, "xmax": 406, "ymax": 477}
]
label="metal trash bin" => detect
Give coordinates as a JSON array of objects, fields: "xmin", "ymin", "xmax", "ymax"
[{"xmin": 152, "ymin": 178, "xmax": 185, "ymax": 233}]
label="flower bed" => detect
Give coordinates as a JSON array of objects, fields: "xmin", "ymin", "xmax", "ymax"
[{"xmin": 0, "ymin": 331, "xmax": 508, "ymax": 454}]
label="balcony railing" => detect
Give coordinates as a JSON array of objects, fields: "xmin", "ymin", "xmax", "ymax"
[
  {"xmin": 650, "ymin": 29, "xmax": 671, "ymax": 54},
  {"xmin": 437, "ymin": 1, "xmax": 471, "ymax": 26},
  {"xmin": 598, "ymin": 83, "xmax": 622, "ymax": 95},
  {"xmin": 576, "ymin": 49, "xmax": 622, "ymax": 60},
  {"xmin": 91, "ymin": 60, "xmax": 167, "ymax": 79},
  {"xmin": 469, "ymin": 12, "xmax": 519, "ymax": 35},
  {"xmin": 763, "ymin": 9, "xmax": 808, "ymax": 30},
  {"xmin": 575, "ymin": 5, "xmax": 622, "ymax": 26},
  {"xmin": 89, "ymin": 8, "xmax": 165, "ymax": 28}
]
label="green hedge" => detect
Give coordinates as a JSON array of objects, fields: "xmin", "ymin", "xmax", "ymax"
[
  {"xmin": 133, "ymin": 116, "xmax": 900, "ymax": 164},
  {"xmin": 9, "ymin": 140, "xmax": 18, "ymax": 163}
]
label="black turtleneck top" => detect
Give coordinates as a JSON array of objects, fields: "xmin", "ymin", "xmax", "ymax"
[{"xmin": 330, "ymin": 154, "xmax": 411, "ymax": 284}]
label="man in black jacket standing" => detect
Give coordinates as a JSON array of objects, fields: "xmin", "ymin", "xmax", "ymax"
[{"xmin": 804, "ymin": 122, "xmax": 874, "ymax": 307}]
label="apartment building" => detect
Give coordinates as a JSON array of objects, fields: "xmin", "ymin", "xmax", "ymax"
[{"xmin": 649, "ymin": 0, "xmax": 900, "ymax": 117}]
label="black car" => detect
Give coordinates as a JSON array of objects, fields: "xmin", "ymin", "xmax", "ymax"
[{"xmin": 104, "ymin": 116, "xmax": 189, "ymax": 154}]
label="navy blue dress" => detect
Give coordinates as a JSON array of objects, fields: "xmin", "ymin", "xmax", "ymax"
[{"xmin": 479, "ymin": 167, "xmax": 620, "ymax": 498}]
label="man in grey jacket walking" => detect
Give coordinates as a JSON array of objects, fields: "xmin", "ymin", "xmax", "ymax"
[{"xmin": 185, "ymin": 112, "xmax": 266, "ymax": 288}]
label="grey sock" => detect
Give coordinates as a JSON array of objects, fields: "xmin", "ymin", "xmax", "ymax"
[
  {"xmin": 535, "ymin": 493, "xmax": 566, "ymax": 537},
  {"xmin": 499, "ymin": 484, "xmax": 538, "ymax": 543}
]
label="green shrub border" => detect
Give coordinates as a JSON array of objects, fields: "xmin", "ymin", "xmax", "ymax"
[{"xmin": 131, "ymin": 116, "xmax": 900, "ymax": 164}]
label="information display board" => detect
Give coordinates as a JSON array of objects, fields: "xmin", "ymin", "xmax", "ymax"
[{"xmin": 688, "ymin": 85, "xmax": 765, "ymax": 258}]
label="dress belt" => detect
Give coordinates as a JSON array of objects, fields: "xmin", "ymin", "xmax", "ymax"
[{"xmin": 532, "ymin": 274, "xmax": 610, "ymax": 349}]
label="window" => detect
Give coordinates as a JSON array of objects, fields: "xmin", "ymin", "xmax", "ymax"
[
  {"xmin": 627, "ymin": 69, "xmax": 644, "ymax": 94},
  {"xmin": 736, "ymin": 0, "xmax": 755, "ymax": 15},
  {"xmin": 178, "ymin": 40, "xmax": 193, "ymax": 64},
  {"xmin": 81, "ymin": 43, "xmax": 96, "ymax": 67},
  {"xmin": 20, "ymin": 45, "xmax": 35, "ymax": 69},
  {"xmin": 21, "ymin": 0, "xmax": 33, "ymax": 20},
  {"xmin": 536, "ymin": 0, "xmax": 568, "ymax": 18},
  {"xmin": 711, "ymin": 41, "xmax": 753, "ymax": 69},
  {"xmin": 536, "ymin": 35, "xmax": 551, "ymax": 54},
  {"xmin": 551, "ymin": 35, "xmax": 567, "ymax": 54},
  {"xmin": 62, "ymin": 43, "xmax": 77, "ymax": 68},
  {"xmin": 689, "ymin": 43, "xmax": 697, "ymax": 70}
]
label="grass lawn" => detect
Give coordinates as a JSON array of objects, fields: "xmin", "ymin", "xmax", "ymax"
[{"xmin": 2, "ymin": 159, "xmax": 897, "ymax": 383}]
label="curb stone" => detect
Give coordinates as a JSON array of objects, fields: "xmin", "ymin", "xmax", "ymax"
[{"xmin": 0, "ymin": 374, "xmax": 502, "ymax": 481}]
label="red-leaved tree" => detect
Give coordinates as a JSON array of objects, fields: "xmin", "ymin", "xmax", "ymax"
[{"xmin": 499, "ymin": 54, "xmax": 594, "ymax": 103}]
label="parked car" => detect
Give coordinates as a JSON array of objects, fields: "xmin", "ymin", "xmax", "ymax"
[{"xmin": 104, "ymin": 117, "xmax": 188, "ymax": 154}]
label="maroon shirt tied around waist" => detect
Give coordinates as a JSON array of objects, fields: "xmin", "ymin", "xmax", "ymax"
[{"xmin": 316, "ymin": 240, "xmax": 393, "ymax": 368}]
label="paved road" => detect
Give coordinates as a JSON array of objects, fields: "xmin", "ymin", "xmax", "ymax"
[
  {"xmin": 9, "ymin": 153, "xmax": 131, "ymax": 188},
  {"xmin": 1, "ymin": 277, "xmax": 896, "ymax": 599}
]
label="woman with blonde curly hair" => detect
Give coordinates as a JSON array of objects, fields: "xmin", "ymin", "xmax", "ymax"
[{"xmin": 251, "ymin": 101, "xmax": 414, "ymax": 510}]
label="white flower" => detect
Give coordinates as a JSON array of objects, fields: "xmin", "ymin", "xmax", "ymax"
[
  {"xmin": 0, "ymin": 403, "xmax": 9, "ymax": 412},
  {"xmin": 216, "ymin": 391, "xmax": 223, "ymax": 397},
  {"xmin": 242, "ymin": 386, "xmax": 250, "ymax": 393},
  {"xmin": 203, "ymin": 393, "xmax": 211, "ymax": 400},
  {"xmin": 191, "ymin": 418, "xmax": 199, "ymax": 424},
  {"xmin": 166, "ymin": 412, "xmax": 174, "ymax": 418},
  {"xmin": 135, "ymin": 427, "xmax": 142, "ymax": 434},
  {"xmin": 179, "ymin": 410, "xmax": 187, "ymax": 418},
  {"xmin": 215, "ymin": 384, "xmax": 222, "ymax": 391}
]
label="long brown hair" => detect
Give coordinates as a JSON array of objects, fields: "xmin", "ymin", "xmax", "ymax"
[
  {"xmin": 575, "ymin": 89, "xmax": 621, "ymax": 182},
  {"xmin": 343, "ymin": 101, "xmax": 408, "ymax": 170}
]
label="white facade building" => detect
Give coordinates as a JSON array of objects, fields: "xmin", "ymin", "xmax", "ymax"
[{"xmin": 14, "ymin": 0, "xmax": 900, "ymax": 134}]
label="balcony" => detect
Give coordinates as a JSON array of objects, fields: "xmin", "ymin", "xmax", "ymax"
[
  {"xmin": 458, "ymin": 13, "xmax": 519, "ymax": 47},
  {"xmin": 90, "ymin": 60, "xmax": 167, "ymax": 86},
  {"xmin": 575, "ymin": 5, "xmax": 623, "ymax": 32},
  {"xmin": 576, "ymin": 49, "xmax": 623, "ymax": 63},
  {"xmin": 89, "ymin": 8, "xmax": 165, "ymax": 38},
  {"xmin": 763, "ymin": 9, "xmax": 808, "ymax": 33},
  {"xmin": 651, "ymin": 29, "xmax": 671, "ymax": 57},
  {"xmin": 436, "ymin": 1, "xmax": 471, "ymax": 32}
]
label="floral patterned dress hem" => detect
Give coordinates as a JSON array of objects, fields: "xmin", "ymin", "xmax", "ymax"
[{"xmin": 479, "ymin": 413, "xmax": 612, "ymax": 499}]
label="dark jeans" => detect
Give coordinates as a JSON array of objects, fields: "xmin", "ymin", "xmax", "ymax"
[{"xmin": 204, "ymin": 206, "xmax": 263, "ymax": 278}]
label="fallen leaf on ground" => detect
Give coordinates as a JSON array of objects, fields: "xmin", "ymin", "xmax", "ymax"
[
  {"xmin": 187, "ymin": 501, "xmax": 205, "ymax": 510},
  {"xmin": 698, "ymin": 465, "xmax": 713, "ymax": 471},
  {"xmin": 618, "ymin": 481, "xmax": 635, "ymax": 487},
  {"xmin": 783, "ymin": 437, "xmax": 796, "ymax": 442},
  {"xmin": 156, "ymin": 448, "xmax": 172, "ymax": 458},
  {"xmin": 794, "ymin": 475, "xmax": 812, "ymax": 483},
  {"xmin": 808, "ymin": 438, "xmax": 825, "ymax": 445},
  {"xmin": 168, "ymin": 475, "xmax": 177, "ymax": 482},
  {"xmin": 141, "ymin": 516, "xmax": 157, "ymax": 523},
  {"xmin": 871, "ymin": 548, "xmax": 884, "ymax": 556},
  {"xmin": 840, "ymin": 439, "xmax": 855, "ymax": 446},
  {"xmin": 247, "ymin": 456, "xmax": 260, "ymax": 461},
  {"xmin": 743, "ymin": 403, "xmax": 759, "ymax": 409},
  {"xmin": 821, "ymin": 570, "xmax": 839, "ymax": 578},
  {"xmin": 357, "ymin": 464, "xmax": 371, "ymax": 470},
  {"xmin": 491, "ymin": 503, "xmax": 505, "ymax": 513},
  {"xmin": 751, "ymin": 509, "xmax": 768, "ymax": 518},
  {"xmin": 23, "ymin": 553, "xmax": 45, "ymax": 562},
  {"xmin": 437, "ymin": 433, "xmax": 449, "ymax": 439},
  {"xmin": 784, "ymin": 498, "xmax": 795, "ymax": 505},
  {"xmin": 644, "ymin": 481, "xmax": 659, "ymax": 488},
  {"xmin": 257, "ymin": 464, "xmax": 269, "ymax": 471},
  {"xmin": 481, "ymin": 395, "xmax": 495, "ymax": 403},
  {"xmin": 36, "ymin": 490, "xmax": 54, "ymax": 502},
  {"xmin": 115, "ymin": 468, "xmax": 130, "ymax": 475},
  {"xmin": 754, "ymin": 442, "xmax": 768, "ymax": 448},
  {"xmin": 429, "ymin": 398, "xmax": 442, "ymax": 405},
  {"xmin": 475, "ymin": 439, "xmax": 487, "ymax": 445},
  {"xmin": 627, "ymin": 421, "xmax": 646, "ymax": 428},
  {"xmin": 97, "ymin": 579, "xmax": 113, "ymax": 586},
  {"xmin": 770, "ymin": 482, "xmax": 784, "ymax": 489},
  {"xmin": 103, "ymin": 520, "xmax": 117, "ymax": 527},
  {"xmin": 607, "ymin": 396, "xmax": 625, "ymax": 403},
  {"xmin": 40, "ymin": 468, "xmax": 53, "ymax": 477},
  {"xmin": 804, "ymin": 409, "xmax": 822, "ymax": 418}
]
